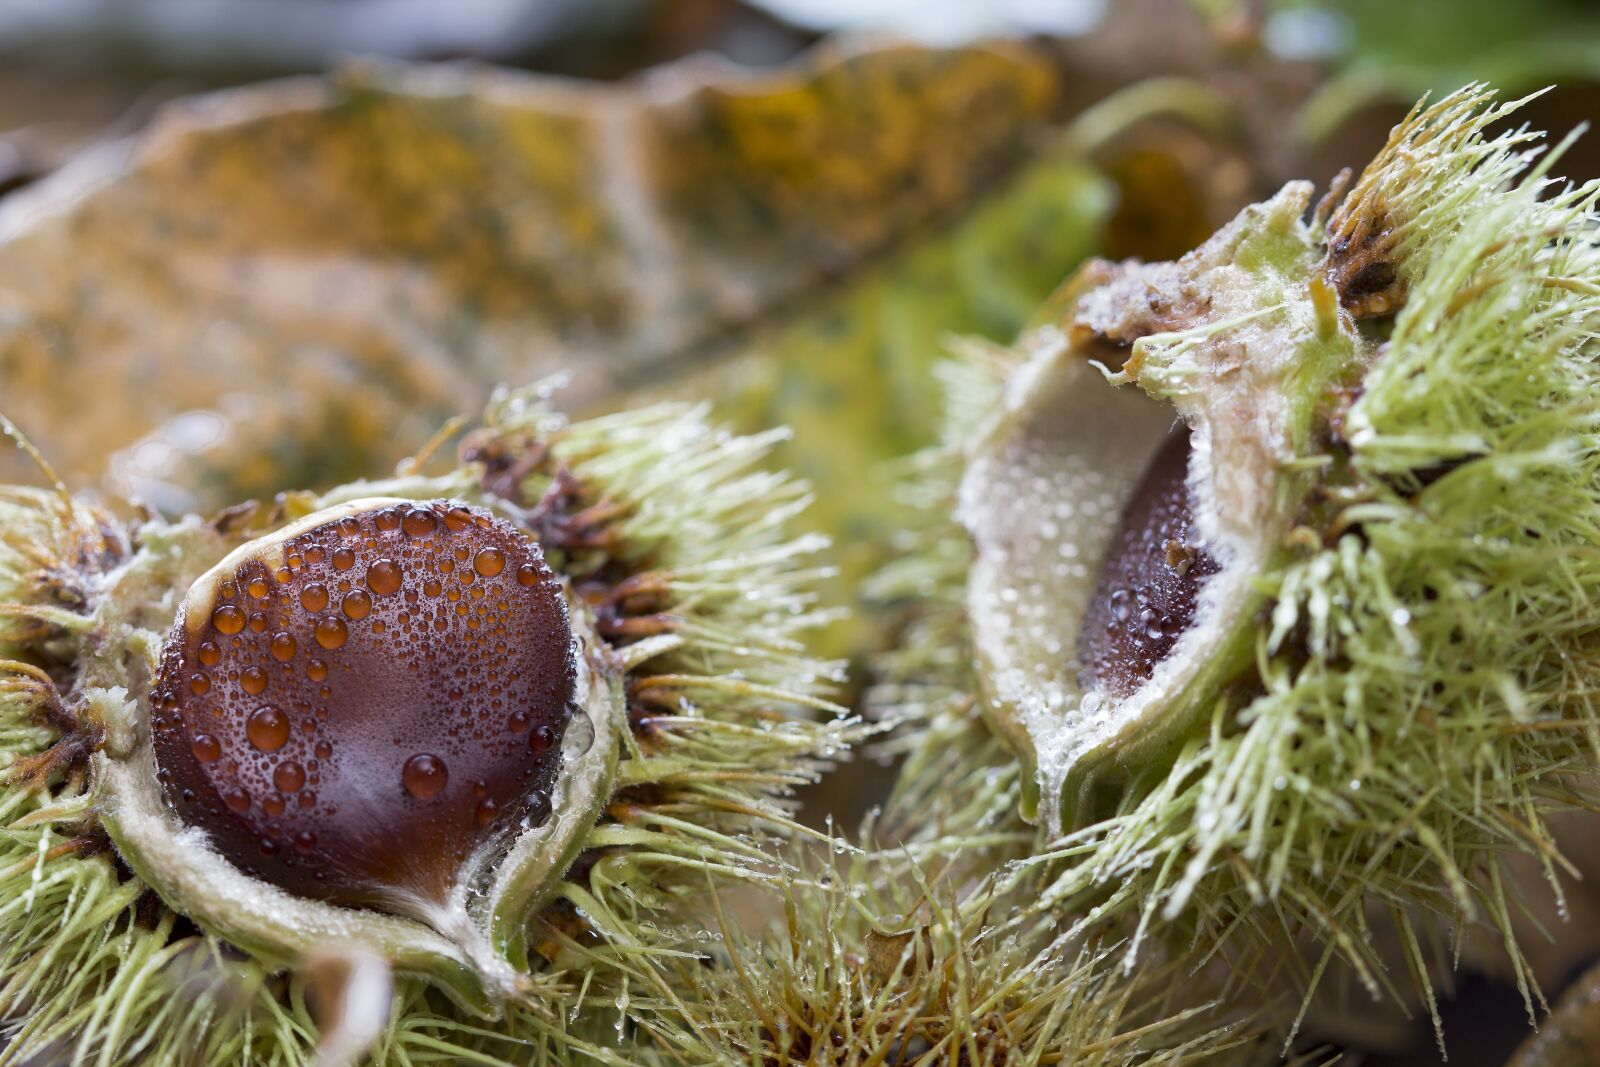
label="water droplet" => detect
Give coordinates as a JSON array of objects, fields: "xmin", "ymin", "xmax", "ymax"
[
  {"xmin": 307, "ymin": 658, "xmax": 328, "ymax": 682},
  {"xmin": 315, "ymin": 617, "xmax": 348, "ymax": 650},
  {"xmin": 1109, "ymin": 589, "xmax": 1131, "ymax": 622},
  {"xmin": 300, "ymin": 584, "xmax": 329, "ymax": 612},
  {"xmin": 402, "ymin": 508, "xmax": 439, "ymax": 537},
  {"xmin": 247, "ymin": 706, "xmax": 290, "ymax": 751},
  {"xmin": 1142, "ymin": 609, "xmax": 1164, "ymax": 641},
  {"xmin": 305, "ymin": 546, "xmax": 326, "ymax": 565},
  {"xmin": 197, "ymin": 641, "xmax": 221, "ymax": 666},
  {"xmin": 563, "ymin": 704, "xmax": 595, "ymax": 755},
  {"xmin": 402, "ymin": 753, "xmax": 449, "ymax": 799},
  {"xmin": 246, "ymin": 576, "xmax": 270, "ymax": 599},
  {"xmin": 294, "ymin": 830, "xmax": 317, "ymax": 852},
  {"xmin": 218, "ymin": 580, "xmax": 237, "ymax": 599},
  {"xmin": 332, "ymin": 548, "xmax": 356, "ymax": 571},
  {"xmin": 212, "ymin": 605, "xmax": 244, "ymax": 635},
  {"xmin": 524, "ymin": 790, "xmax": 552, "ymax": 828},
  {"xmin": 375, "ymin": 510, "xmax": 402, "ymax": 532},
  {"xmin": 263, "ymin": 793, "xmax": 286, "ymax": 816},
  {"xmin": 508, "ymin": 710, "xmax": 531, "ymax": 733},
  {"xmin": 516, "ymin": 564, "xmax": 541, "ymax": 587},
  {"xmin": 259, "ymin": 838, "xmax": 280, "ymax": 856},
  {"xmin": 475, "ymin": 797, "xmax": 499, "ymax": 827},
  {"xmin": 270, "ymin": 632, "xmax": 296, "ymax": 662},
  {"xmin": 191, "ymin": 733, "xmax": 222, "ymax": 763},
  {"xmin": 314, "ymin": 740, "xmax": 333, "ymax": 760},
  {"xmin": 367, "ymin": 559, "xmax": 402, "ymax": 595},
  {"xmin": 423, "ymin": 578, "xmax": 442, "ymax": 598},
  {"xmin": 240, "ymin": 666, "xmax": 268, "ymax": 696},
  {"xmin": 274, "ymin": 761, "xmax": 306, "ymax": 793},
  {"xmin": 443, "ymin": 506, "xmax": 473, "ymax": 531},
  {"xmin": 473, "ymin": 548, "xmax": 506, "ymax": 578},
  {"xmin": 188, "ymin": 672, "xmax": 211, "ymax": 696},
  {"xmin": 342, "ymin": 590, "xmax": 372, "ymax": 620},
  {"xmin": 225, "ymin": 788, "xmax": 251, "ymax": 813}
]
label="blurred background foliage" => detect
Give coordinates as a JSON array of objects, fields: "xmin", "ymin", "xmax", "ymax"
[{"xmin": 5, "ymin": 2, "xmax": 1600, "ymax": 1063}]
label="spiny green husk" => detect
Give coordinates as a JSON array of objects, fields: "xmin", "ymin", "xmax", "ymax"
[
  {"xmin": 888, "ymin": 84, "xmax": 1600, "ymax": 1047},
  {"xmin": 0, "ymin": 387, "xmax": 858, "ymax": 1065},
  {"xmin": 638, "ymin": 838, "xmax": 1263, "ymax": 1066}
]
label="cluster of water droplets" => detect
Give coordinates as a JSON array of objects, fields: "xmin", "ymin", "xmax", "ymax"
[{"xmin": 150, "ymin": 499, "xmax": 583, "ymax": 906}]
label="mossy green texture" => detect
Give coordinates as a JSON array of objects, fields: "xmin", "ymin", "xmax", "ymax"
[{"xmin": 0, "ymin": 42, "xmax": 1063, "ymax": 511}]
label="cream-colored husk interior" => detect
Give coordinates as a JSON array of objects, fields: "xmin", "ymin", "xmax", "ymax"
[{"xmin": 961, "ymin": 183, "xmax": 1344, "ymax": 832}]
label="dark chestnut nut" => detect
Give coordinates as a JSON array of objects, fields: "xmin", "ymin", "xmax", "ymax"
[
  {"xmin": 1077, "ymin": 427, "xmax": 1218, "ymax": 700},
  {"xmin": 150, "ymin": 499, "xmax": 576, "ymax": 911}
]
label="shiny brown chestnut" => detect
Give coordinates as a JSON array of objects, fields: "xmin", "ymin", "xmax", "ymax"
[
  {"xmin": 1078, "ymin": 427, "xmax": 1219, "ymax": 699},
  {"xmin": 150, "ymin": 499, "xmax": 576, "ymax": 911}
]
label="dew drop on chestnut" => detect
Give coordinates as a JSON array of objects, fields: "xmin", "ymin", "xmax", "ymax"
[
  {"xmin": 475, "ymin": 797, "xmax": 499, "ymax": 827},
  {"xmin": 342, "ymin": 590, "xmax": 372, "ymax": 620},
  {"xmin": 274, "ymin": 761, "xmax": 306, "ymax": 793},
  {"xmin": 314, "ymin": 617, "xmax": 348, "ymax": 650},
  {"xmin": 247, "ymin": 706, "xmax": 290, "ymax": 751},
  {"xmin": 402, "ymin": 754, "xmax": 449, "ymax": 800},
  {"xmin": 367, "ymin": 559, "xmax": 402, "ymax": 596},
  {"xmin": 402, "ymin": 508, "xmax": 438, "ymax": 537},
  {"xmin": 240, "ymin": 666, "xmax": 268, "ymax": 696}
]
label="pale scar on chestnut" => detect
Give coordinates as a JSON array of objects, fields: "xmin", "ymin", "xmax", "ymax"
[
  {"xmin": 1078, "ymin": 427, "xmax": 1218, "ymax": 699},
  {"xmin": 150, "ymin": 500, "xmax": 577, "ymax": 910}
]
